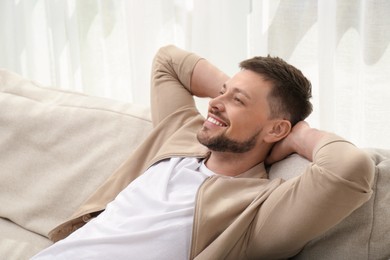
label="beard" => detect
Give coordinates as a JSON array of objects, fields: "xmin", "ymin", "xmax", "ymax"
[{"xmin": 197, "ymin": 127, "xmax": 261, "ymax": 153}]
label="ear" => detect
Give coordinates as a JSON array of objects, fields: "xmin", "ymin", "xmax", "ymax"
[{"xmin": 263, "ymin": 120, "xmax": 291, "ymax": 143}]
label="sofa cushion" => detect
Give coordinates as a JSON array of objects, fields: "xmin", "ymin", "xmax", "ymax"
[
  {"xmin": 0, "ymin": 69, "xmax": 153, "ymax": 238},
  {"xmin": 268, "ymin": 149, "xmax": 390, "ymax": 259}
]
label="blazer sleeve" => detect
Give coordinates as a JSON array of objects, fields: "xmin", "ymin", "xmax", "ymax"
[
  {"xmin": 150, "ymin": 45, "xmax": 203, "ymax": 126},
  {"xmin": 246, "ymin": 134, "xmax": 375, "ymax": 259}
]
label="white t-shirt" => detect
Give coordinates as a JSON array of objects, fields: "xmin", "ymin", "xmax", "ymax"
[{"xmin": 33, "ymin": 157, "xmax": 215, "ymax": 260}]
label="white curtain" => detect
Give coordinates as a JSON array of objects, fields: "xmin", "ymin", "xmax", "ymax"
[{"xmin": 1, "ymin": 0, "xmax": 389, "ymax": 149}]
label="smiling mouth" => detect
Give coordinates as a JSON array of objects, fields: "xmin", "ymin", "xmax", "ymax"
[{"xmin": 206, "ymin": 116, "xmax": 228, "ymax": 127}]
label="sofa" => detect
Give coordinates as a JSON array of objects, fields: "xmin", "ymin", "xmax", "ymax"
[{"xmin": 1, "ymin": 68, "xmax": 389, "ymax": 260}]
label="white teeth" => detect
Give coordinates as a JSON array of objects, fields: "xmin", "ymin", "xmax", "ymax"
[{"xmin": 207, "ymin": 117, "xmax": 225, "ymax": 127}]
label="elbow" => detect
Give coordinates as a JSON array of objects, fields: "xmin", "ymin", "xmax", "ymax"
[
  {"xmin": 152, "ymin": 45, "xmax": 173, "ymax": 72},
  {"xmin": 345, "ymin": 148, "xmax": 376, "ymax": 192},
  {"xmin": 319, "ymin": 140, "xmax": 376, "ymax": 192}
]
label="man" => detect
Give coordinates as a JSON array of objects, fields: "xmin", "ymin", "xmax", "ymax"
[{"xmin": 33, "ymin": 45, "xmax": 374, "ymax": 259}]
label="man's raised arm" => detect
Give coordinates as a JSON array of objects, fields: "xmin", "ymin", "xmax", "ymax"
[
  {"xmin": 248, "ymin": 122, "xmax": 375, "ymax": 258},
  {"xmin": 150, "ymin": 45, "xmax": 228, "ymax": 126}
]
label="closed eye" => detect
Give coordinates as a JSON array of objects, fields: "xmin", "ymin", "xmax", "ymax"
[
  {"xmin": 219, "ymin": 86, "xmax": 226, "ymax": 95},
  {"xmin": 234, "ymin": 96, "xmax": 244, "ymax": 105}
]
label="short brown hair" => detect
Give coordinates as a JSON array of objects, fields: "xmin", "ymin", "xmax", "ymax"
[{"xmin": 239, "ymin": 55, "xmax": 312, "ymax": 125}]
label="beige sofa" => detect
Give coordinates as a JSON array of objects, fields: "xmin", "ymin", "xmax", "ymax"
[{"xmin": 1, "ymin": 68, "xmax": 389, "ymax": 260}]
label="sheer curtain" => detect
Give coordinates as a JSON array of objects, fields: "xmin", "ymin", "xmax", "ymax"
[
  {"xmin": 1, "ymin": 0, "xmax": 389, "ymax": 148},
  {"xmin": 249, "ymin": 0, "xmax": 390, "ymax": 150}
]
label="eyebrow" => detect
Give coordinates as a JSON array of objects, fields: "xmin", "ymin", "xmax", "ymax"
[{"xmin": 223, "ymin": 84, "xmax": 251, "ymax": 100}]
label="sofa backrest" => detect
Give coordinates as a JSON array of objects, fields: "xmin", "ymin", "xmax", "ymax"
[{"xmin": 0, "ymin": 69, "xmax": 153, "ymax": 237}]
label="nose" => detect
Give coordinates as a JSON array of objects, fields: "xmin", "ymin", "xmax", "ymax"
[{"xmin": 209, "ymin": 95, "xmax": 225, "ymax": 112}]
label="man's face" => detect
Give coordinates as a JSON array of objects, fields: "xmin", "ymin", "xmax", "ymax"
[{"xmin": 197, "ymin": 69, "xmax": 274, "ymax": 153}]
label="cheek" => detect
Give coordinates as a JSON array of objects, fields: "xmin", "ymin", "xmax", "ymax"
[{"xmin": 228, "ymin": 112, "xmax": 260, "ymax": 136}]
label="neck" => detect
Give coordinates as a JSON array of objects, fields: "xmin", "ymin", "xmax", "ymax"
[{"xmin": 205, "ymin": 146, "xmax": 270, "ymax": 176}]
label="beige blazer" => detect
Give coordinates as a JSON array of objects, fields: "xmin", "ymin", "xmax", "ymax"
[{"xmin": 49, "ymin": 45, "xmax": 374, "ymax": 259}]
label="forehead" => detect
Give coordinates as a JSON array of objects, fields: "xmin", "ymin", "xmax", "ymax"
[{"xmin": 225, "ymin": 69, "xmax": 273, "ymax": 99}]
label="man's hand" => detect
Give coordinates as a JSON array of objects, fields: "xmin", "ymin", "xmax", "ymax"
[
  {"xmin": 190, "ymin": 59, "xmax": 229, "ymax": 98},
  {"xmin": 265, "ymin": 121, "xmax": 327, "ymax": 165}
]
